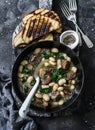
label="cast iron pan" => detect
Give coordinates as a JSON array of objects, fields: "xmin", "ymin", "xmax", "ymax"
[{"xmin": 12, "ymin": 41, "xmax": 84, "ymax": 115}]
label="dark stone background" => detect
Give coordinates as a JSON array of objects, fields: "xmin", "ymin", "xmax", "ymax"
[{"xmin": 0, "ymin": 0, "xmax": 95, "ymax": 130}]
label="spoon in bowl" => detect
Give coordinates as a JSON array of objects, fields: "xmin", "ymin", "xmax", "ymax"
[{"xmin": 19, "ymin": 60, "xmax": 45, "ymax": 118}]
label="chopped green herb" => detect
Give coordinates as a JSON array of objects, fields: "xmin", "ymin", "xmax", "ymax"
[
  {"xmin": 52, "ymin": 69, "xmax": 61, "ymax": 82},
  {"xmin": 31, "ymin": 97, "xmax": 35, "ymax": 102},
  {"xmin": 40, "ymin": 87, "xmax": 52, "ymax": 94},
  {"xmin": 57, "ymin": 53, "xmax": 64, "ymax": 59},
  {"xmin": 43, "ymin": 52, "xmax": 56, "ymax": 59},
  {"xmin": 31, "ymin": 79, "xmax": 36, "ymax": 86},
  {"xmin": 62, "ymin": 73, "xmax": 67, "ymax": 78},
  {"xmin": 43, "ymin": 52, "xmax": 50, "ymax": 59},
  {"xmin": 35, "ymin": 63, "xmax": 39, "ymax": 67},
  {"xmin": 49, "ymin": 52, "xmax": 56, "ymax": 57},
  {"xmin": 23, "ymin": 67, "xmax": 30, "ymax": 74},
  {"xmin": 23, "ymin": 86, "xmax": 28, "ymax": 93},
  {"xmin": 22, "ymin": 77, "xmax": 27, "ymax": 83},
  {"xmin": 52, "ymin": 68, "xmax": 67, "ymax": 82}
]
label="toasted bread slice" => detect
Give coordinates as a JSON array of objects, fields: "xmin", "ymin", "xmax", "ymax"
[
  {"xmin": 39, "ymin": 33, "xmax": 54, "ymax": 41},
  {"xmin": 22, "ymin": 8, "xmax": 61, "ymax": 26},
  {"xmin": 22, "ymin": 15, "xmax": 61, "ymax": 43},
  {"xmin": 13, "ymin": 8, "xmax": 62, "ymax": 48},
  {"xmin": 22, "ymin": 8, "xmax": 45, "ymax": 25},
  {"xmin": 13, "ymin": 31, "xmax": 25, "ymax": 48},
  {"xmin": 13, "ymin": 15, "xmax": 61, "ymax": 47},
  {"xmin": 56, "ymin": 27, "xmax": 62, "ymax": 33}
]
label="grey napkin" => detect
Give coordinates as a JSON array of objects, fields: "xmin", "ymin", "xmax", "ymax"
[{"xmin": 0, "ymin": 72, "xmax": 37, "ymax": 130}]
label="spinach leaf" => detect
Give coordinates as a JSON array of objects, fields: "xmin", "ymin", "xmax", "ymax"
[
  {"xmin": 23, "ymin": 86, "xmax": 28, "ymax": 93},
  {"xmin": 23, "ymin": 67, "xmax": 30, "ymax": 74},
  {"xmin": 22, "ymin": 77, "xmax": 27, "ymax": 83},
  {"xmin": 49, "ymin": 52, "xmax": 56, "ymax": 57},
  {"xmin": 52, "ymin": 68, "xmax": 67, "ymax": 82},
  {"xmin": 57, "ymin": 53, "xmax": 64, "ymax": 59},
  {"xmin": 31, "ymin": 97, "xmax": 35, "ymax": 102},
  {"xmin": 43, "ymin": 52, "xmax": 56, "ymax": 59},
  {"xmin": 43, "ymin": 52, "xmax": 50, "ymax": 59},
  {"xmin": 40, "ymin": 87, "xmax": 52, "ymax": 94},
  {"xmin": 31, "ymin": 79, "xmax": 36, "ymax": 86}
]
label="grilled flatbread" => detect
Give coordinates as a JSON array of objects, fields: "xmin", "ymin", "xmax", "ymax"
[
  {"xmin": 39, "ymin": 33, "xmax": 54, "ymax": 41},
  {"xmin": 13, "ymin": 31, "xmax": 24, "ymax": 47},
  {"xmin": 22, "ymin": 8, "xmax": 61, "ymax": 26},
  {"xmin": 13, "ymin": 8, "xmax": 62, "ymax": 48},
  {"xmin": 22, "ymin": 15, "xmax": 61, "ymax": 43}
]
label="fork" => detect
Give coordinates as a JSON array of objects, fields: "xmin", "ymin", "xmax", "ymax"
[
  {"xmin": 69, "ymin": 0, "xmax": 77, "ymax": 31},
  {"xmin": 59, "ymin": 2, "xmax": 93, "ymax": 48},
  {"xmin": 69, "ymin": 0, "xmax": 82, "ymax": 46}
]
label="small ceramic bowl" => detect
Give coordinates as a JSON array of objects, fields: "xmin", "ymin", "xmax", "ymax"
[{"xmin": 60, "ymin": 30, "xmax": 79, "ymax": 49}]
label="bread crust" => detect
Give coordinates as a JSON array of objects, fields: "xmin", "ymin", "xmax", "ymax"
[{"xmin": 13, "ymin": 8, "xmax": 62, "ymax": 48}]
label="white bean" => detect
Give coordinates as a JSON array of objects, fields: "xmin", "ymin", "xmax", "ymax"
[
  {"xmin": 58, "ymin": 87, "xmax": 63, "ymax": 91},
  {"xmin": 44, "ymin": 62, "xmax": 50, "ymax": 67},
  {"xmin": 39, "ymin": 68, "xmax": 43, "ymax": 76},
  {"xmin": 21, "ymin": 60, "xmax": 28, "ymax": 65},
  {"xmin": 70, "ymin": 85, "xmax": 75, "ymax": 90},
  {"xmin": 42, "ymin": 58, "xmax": 45, "ymax": 61},
  {"xmin": 64, "ymin": 84, "xmax": 67, "ymax": 87},
  {"xmin": 64, "ymin": 84, "xmax": 70, "ymax": 87},
  {"xmin": 37, "ymin": 90, "xmax": 40, "ymax": 93},
  {"xmin": 60, "ymin": 91, "xmax": 64, "ymax": 97},
  {"xmin": 51, "ymin": 48, "xmax": 59, "ymax": 53},
  {"xmin": 57, "ymin": 59, "xmax": 61, "ymax": 68},
  {"xmin": 35, "ymin": 93, "xmax": 42, "ymax": 99},
  {"xmin": 49, "ymin": 82, "xmax": 55, "ymax": 86},
  {"xmin": 49, "ymin": 60, "xmax": 56, "ymax": 66},
  {"xmin": 66, "ymin": 57, "xmax": 71, "ymax": 62},
  {"xmin": 34, "ymin": 48, "xmax": 41, "ymax": 54},
  {"xmin": 53, "ymin": 84, "xmax": 58, "ymax": 91},
  {"xmin": 39, "ymin": 68, "xmax": 43, "ymax": 73},
  {"xmin": 58, "ymin": 79, "xmax": 66, "ymax": 86},
  {"xmin": 41, "ymin": 85, "xmax": 49, "ymax": 89},
  {"xmin": 18, "ymin": 73, "xmax": 24, "ymax": 78},
  {"xmin": 58, "ymin": 99, "xmax": 64, "ymax": 105},
  {"xmin": 49, "ymin": 57, "xmax": 56, "ymax": 62},
  {"xmin": 43, "ymin": 94, "xmax": 50, "ymax": 101},
  {"xmin": 27, "ymin": 76, "xmax": 33, "ymax": 83},
  {"xmin": 71, "ymin": 80, "xmax": 76, "ymax": 85},
  {"xmin": 52, "ymin": 102, "xmax": 58, "ymax": 107},
  {"xmin": 63, "ymin": 53, "xmax": 67, "ymax": 58},
  {"xmin": 71, "ymin": 66, "xmax": 77, "ymax": 73},
  {"xmin": 18, "ymin": 65, "xmax": 23, "ymax": 72}
]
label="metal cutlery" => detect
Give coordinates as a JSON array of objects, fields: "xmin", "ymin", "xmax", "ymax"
[
  {"xmin": 69, "ymin": 0, "xmax": 82, "ymax": 46},
  {"xmin": 59, "ymin": 2, "xmax": 93, "ymax": 48},
  {"xmin": 69, "ymin": 0, "xmax": 77, "ymax": 31}
]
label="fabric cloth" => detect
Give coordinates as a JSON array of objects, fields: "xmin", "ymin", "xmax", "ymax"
[{"xmin": 0, "ymin": 72, "xmax": 37, "ymax": 130}]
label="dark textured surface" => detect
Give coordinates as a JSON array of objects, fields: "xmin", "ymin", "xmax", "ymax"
[{"xmin": 0, "ymin": 0, "xmax": 95, "ymax": 130}]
